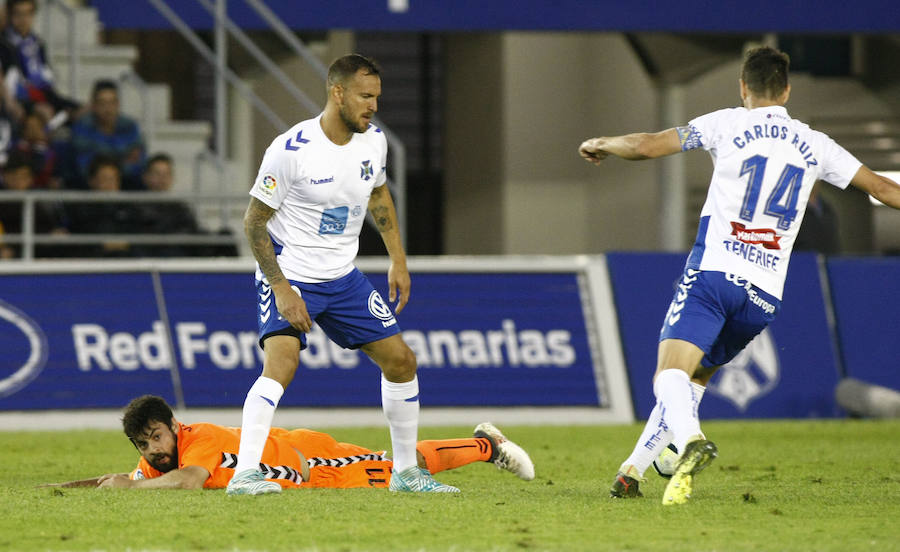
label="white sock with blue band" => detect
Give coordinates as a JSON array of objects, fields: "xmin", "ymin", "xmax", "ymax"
[
  {"xmin": 234, "ymin": 376, "xmax": 285, "ymax": 475},
  {"xmin": 381, "ymin": 375, "xmax": 420, "ymax": 472}
]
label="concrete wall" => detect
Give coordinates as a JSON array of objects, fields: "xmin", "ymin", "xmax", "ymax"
[
  {"xmin": 231, "ymin": 32, "xmax": 899, "ymax": 255},
  {"xmin": 444, "ymin": 33, "xmax": 658, "ymax": 254}
]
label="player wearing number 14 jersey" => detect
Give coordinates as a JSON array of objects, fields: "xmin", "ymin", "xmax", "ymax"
[{"xmin": 579, "ymin": 46, "xmax": 900, "ymax": 505}]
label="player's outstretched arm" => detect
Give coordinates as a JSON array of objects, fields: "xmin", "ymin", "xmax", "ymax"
[
  {"xmin": 850, "ymin": 166, "xmax": 900, "ymax": 209},
  {"xmin": 368, "ymin": 184, "xmax": 410, "ymax": 313},
  {"xmin": 96, "ymin": 466, "xmax": 210, "ymax": 490},
  {"xmin": 243, "ymin": 197, "xmax": 312, "ymax": 332},
  {"xmin": 579, "ymin": 128, "xmax": 684, "ymax": 165},
  {"xmin": 37, "ymin": 476, "xmax": 110, "ymax": 488}
]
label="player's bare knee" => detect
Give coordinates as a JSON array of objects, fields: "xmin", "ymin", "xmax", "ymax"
[{"xmin": 381, "ymin": 347, "xmax": 417, "ymax": 382}]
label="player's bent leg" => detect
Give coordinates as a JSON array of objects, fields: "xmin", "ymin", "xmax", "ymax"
[
  {"xmin": 228, "ymin": 335, "xmax": 299, "ymax": 496},
  {"xmin": 662, "ymin": 438, "xmax": 718, "ymax": 506},
  {"xmin": 260, "ymin": 334, "xmax": 302, "ymax": 387},
  {"xmin": 473, "ymin": 423, "xmax": 535, "ymax": 481},
  {"xmin": 654, "ymin": 338, "xmax": 706, "ymax": 380},
  {"xmin": 360, "ymin": 334, "xmax": 417, "ymax": 383},
  {"xmin": 364, "ymin": 335, "xmax": 457, "ymax": 491}
]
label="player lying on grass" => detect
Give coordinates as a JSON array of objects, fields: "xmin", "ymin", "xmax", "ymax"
[{"xmin": 43, "ymin": 395, "xmax": 534, "ymax": 491}]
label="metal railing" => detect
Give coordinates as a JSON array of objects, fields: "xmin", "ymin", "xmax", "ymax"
[
  {"xmin": 241, "ymin": 0, "xmax": 408, "ymax": 240},
  {"xmin": 145, "ymin": 0, "xmax": 408, "ymax": 243},
  {"xmin": 41, "ymin": 0, "xmax": 79, "ymax": 98},
  {"xmin": 0, "ymin": 191, "xmax": 245, "ymax": 260}
]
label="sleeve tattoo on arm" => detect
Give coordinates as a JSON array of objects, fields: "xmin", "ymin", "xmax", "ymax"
[
  {"xmin": 368, "ymin": 187, "xmax": 394, "ymax": 232},
  {"xmin": 244, "ymin": 198, "xmax": 284, "ymax": 284},
  {"xmin": 370, "ymin": 205, "xmax": 393, "ymax": 232}
]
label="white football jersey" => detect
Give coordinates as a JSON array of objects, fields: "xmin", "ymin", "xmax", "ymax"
[
  {"xmin": 685, "ymin": 105, "xmax": 861, "ymax": 299},
  {"xmin": 249, "ymin": 114, "xmax": 388, "ymax": 282}
]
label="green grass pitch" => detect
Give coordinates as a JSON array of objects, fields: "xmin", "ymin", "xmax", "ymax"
[{"xmin": 1, "ymin": 419, "xmax": 898, "ymax": 551}]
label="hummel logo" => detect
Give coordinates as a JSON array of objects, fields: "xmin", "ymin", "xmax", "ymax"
[
  {"xmin": 259, "ymin": 289, "xmax": 271, "ymax": 301},
  {"xmin": 260, "ymin": 311, "xmax": 271, "ymax": 323},
  {"xmin": 260, "ymin": 300, "xmax": 271, "ymax": 311}
]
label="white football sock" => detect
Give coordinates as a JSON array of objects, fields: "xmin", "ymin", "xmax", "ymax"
[
  {"xmin": 654, "ymin": 369, "xmax": 704, "ymax": 453},
  {"xmin": 381, "ymin": 375, "xmax": 419, "ymax": 472},
  {"xmin": 621, "ymin": 381, "xmax": 708, "ymax": 477},
  {"xmin": 234, "ymin": 376, "xmax": 284, "ymax": 475},
  {"xmin": 621, "ymin": 400, "xmax": 671, "ymax": 477}
]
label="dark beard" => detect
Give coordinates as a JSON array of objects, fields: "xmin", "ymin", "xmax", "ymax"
[
  {"xmin": 149, "ymin": 444, "xmax": 179, "ymax": 473},
  {"xmin": 339, "ymin": 106, "xmax": 367, "ymax": 134}
]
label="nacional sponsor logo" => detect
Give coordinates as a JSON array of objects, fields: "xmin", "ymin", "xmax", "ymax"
[
  {"xmin": 70, "ymin": 319, "xmax": 577, "ymax": 372},
  {"xmin": 311, "ymin": 176, "xmax": 334, "ymax": 185},
  {"xmin": 0, "ymin": 300, "xmax": 48, "ymax": 397},
  {"xmin": 730, "ymin": 221, "xmax": 781, "ymax": 250},
  {"xmin": 707, "ymin": 328, "xmax": 780, "ymax": 411}
]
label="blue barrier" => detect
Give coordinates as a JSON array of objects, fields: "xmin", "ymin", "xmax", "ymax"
[
  {"xmin": 0, "ymin": 265, "xmax": 605, "ymax": 410},
  {"xmin": 2, "ymin": 255, "xmax": 891, "ymax": 417},
  {"xmin": 606, "ymin": 252, "xmax": 842, "ymax": 419},
  {"xmin": 826, "ymin": 257, "xmax": 900, "ymax": 391}
]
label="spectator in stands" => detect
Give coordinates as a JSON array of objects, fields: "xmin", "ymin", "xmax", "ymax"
[
  {"xmin": 0, "ymin": 0, "xmax": 80, "ymax": 127},
  {"xmin": 794, "ymin": 181, "xmax": 840, "ymax": 255},
  {"xmin": 134, "ymin": 152, "xmax": 239, "ymax": 257},
  {"xmin": 133, "ymin": 152, "xmax": 200, "ymax": 257},
  {"xmin": 11, "ymin": 108, "xmax": 62, "ymax": 188},
  {"xmin": 0, "ymin": 150, "xmax": 66, "ymax": 258},
  {"xmin": 71, "ymin": 79, "xmax": 145, "ymax": 190},
  {"xmin": 65, "ymin": 154, "xmax": 140, "ymax": 257}
]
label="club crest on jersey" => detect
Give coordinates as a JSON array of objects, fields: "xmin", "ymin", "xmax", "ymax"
[
  {"xmin": 368, "ymin": 290, "xmax": 396, "ymax": 327},
  {"xmin": 730, "ymin": 222, "xmax": 782, "ymax": 250},
  {"xmin": 360, "ymin": 160, "xmax": 374, "ymax": 181},
  {"xmin": 706, "ymin": 328, "xmax": 780, "ymax": 411}
]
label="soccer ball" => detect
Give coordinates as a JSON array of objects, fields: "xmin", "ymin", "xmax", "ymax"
[{"xmin": 652, "ymin": 443, "xmax": 679, "ymax": 478}]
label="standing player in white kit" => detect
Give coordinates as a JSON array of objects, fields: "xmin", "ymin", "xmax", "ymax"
[
  {"xmin": 227, "ymin": 54, "xmax": 458, "ymax": 495},
  {"xmin": 579, "ymin": 46, "xmax": 900, "ymax": 505}
]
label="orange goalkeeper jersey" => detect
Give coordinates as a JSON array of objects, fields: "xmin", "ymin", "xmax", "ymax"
[{"xmin": 130, "ymin": 423, "xmax": 393, "ymax": 489}]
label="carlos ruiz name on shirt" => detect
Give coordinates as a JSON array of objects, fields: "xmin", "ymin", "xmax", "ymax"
[{"xmin": 732, "ymin": 123, "xmax": 819, "ymax": 168}]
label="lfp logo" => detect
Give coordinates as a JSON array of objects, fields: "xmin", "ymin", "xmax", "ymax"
[
  {"xmin": 360, "ymin": 160, "xmax": 374, "ymax": 181},
  {"xmin": 0, "ymin": 300, "xmax": 48, "ymax": 397}
]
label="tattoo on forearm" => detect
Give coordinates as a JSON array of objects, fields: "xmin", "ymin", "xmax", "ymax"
[
  {"xmin": 370, "ymin": 205, "xmax": 393, "ymax": 232},
  {"xmin": 244, "ymin": 201, "xmax": 285, "ymax": 285}
]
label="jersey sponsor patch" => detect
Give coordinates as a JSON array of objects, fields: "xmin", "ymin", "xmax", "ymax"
[
  {"xmin": 318, "ymin": 206, "xmax": 348, "ymax": 235},
  {"xmin": 729, "ymin": 222, "xmax": 782, "ymax": 250},
  {"xmin": 257, "ymin": 174, "xmax": 277, "ymax": 199},
  {"xmin": 676, "ymin": 125, "xmax": 703, "ymax": 151}
]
